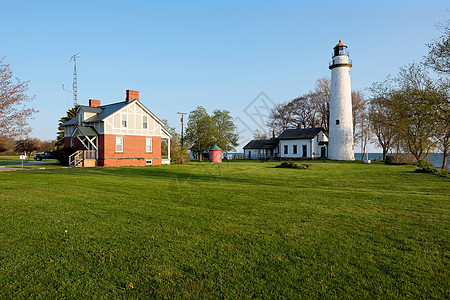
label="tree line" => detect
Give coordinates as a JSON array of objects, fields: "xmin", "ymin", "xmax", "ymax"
[{"xmin": 0, "ymin": 135, "xmax": 56, "ymax": 156}]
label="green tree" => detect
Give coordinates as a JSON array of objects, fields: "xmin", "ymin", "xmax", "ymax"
[
  {"xmin": 56, "ymin": 106, "xmax": 78, "ymax": 150},
  {"xmin": 390, "ymin": 63, "xmax": 445, "ymax": 161},
  {"xmin": 185, "ymin": 106, "xmax": 239, "ymax": 161},
  {"xmin": 0, "ymin": 57, "xmax": 37, "ymax": 137},
  {"xmin": 211, "ymin": 109, "xmax": 238, "ymax": 152},
  {"xmin": 184, "ymin": 106, "xmax": 215, "ymax": 161}
]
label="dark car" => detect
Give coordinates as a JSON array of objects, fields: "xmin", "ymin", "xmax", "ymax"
[{"xmin": 34, "ymin": 151, "xmax": 55, "ymax": 161}]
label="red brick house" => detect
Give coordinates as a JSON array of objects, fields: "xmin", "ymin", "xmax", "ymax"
[{"xmin": 62, "ymin": 90, "xmax": 171, "ymax": 167}]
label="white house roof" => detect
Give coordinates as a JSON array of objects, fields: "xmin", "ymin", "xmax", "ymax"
[{"xmin": 277, "ymin": 128, "xmax": 324, "ymax": 140}]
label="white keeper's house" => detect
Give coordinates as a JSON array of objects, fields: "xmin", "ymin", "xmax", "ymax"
[{"xmin": 243, "ymin": 127, "xmax": 328, "ymax": 159}]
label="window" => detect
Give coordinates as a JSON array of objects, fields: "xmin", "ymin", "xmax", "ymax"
[
  {"xmin": 284, "ymin": 145, "xmax": 288, "ymax": 154},
  {"xmin": 302, "ymin": 145, "xmax": 307, "ymax": 157},
  {"xmin": 143, "ymin": 115, "xmax": 148, "ymax": 129},
  {"xmin": 116, "ymin": 137, "xmax": 123, "ymax": 153},
  {"xmin": 146, "ymin": 137, "xmax": 152, "ymax": 153},
  {"xmin": 293, "ymin": 145, "xmax": 297, "ymax": 154},
  {"xmin": 146, "ymin": 159, "xmax": 153, "ymax": 166},
  {"xmin": 336, "ymin": 119, "xmax": 340, "ymax": 125},
  {"xmin": 122, "ymin": 114, "xmax": 127, "ymax": 128}
]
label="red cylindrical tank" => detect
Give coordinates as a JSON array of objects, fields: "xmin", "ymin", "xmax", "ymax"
[{"xmin": 209, "ymin": 144, "xmax": 222, "ymax": 163}]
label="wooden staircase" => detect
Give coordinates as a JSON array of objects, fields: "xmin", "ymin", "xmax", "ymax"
[{"xmin": 69, "ymin": 150, "xmax": 96, "ymax": 168}]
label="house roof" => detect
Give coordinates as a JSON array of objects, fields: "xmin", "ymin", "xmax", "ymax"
[
  {"xmin": 82, "ymin": 101, "xmax": 130, "ymax": 122},
  {"xmin": 74, "ymin": 126, "xmax": 98, "ymax": 136},
  {"xmin": 277, "ymin": 127, "xmax": 324, "ymax": 140},
  {"xmin": 79, "ymin": 105, "xmax": 103, "ymax": 114},
  {"xmin": 243, "ymin": 138, "xmax": 279, "ymax": 149},
  {"xmin": 63, "ymin": 118, "xmax": 77, "ymax": 126}
]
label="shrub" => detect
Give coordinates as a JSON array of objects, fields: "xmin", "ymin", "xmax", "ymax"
[
  {"xmin": 54, "ymin": 147, "xmax": 76, "ymax": 166},
  {"xmin": 385, "ymin": 154, "xmax": 415, "ymax": 165},
  {"xmin": 414, "ymin": 167, "xmax": 437, "ymax": 174},
  {"xmin": 417, "ymin": 159, "xmax": 434, "ymax": 169},
  {"xmin": 275, "ymin": 162, "xmax": 309, "ymax": 169}
]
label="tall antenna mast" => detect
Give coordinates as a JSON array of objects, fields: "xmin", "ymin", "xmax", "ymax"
[{"xmin": 70, "ymin": 52, "xmax": 80, "ymax": 106}]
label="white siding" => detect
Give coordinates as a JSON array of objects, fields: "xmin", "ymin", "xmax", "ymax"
[
  {"xmin": 279, "ymin": 131, "xmax": 328, "ymax": 159},
  {"xmin": 279, "ymin": 140, "xmax": 311, "ymax": 158},
  {"xmin": 103, "ymin": 102, "xmax": 169, "ymax": 138}
]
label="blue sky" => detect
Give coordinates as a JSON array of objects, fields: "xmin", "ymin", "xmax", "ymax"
[{"xmin": 2, "ymin": 0, "xmax": 448, "ymax": 150}]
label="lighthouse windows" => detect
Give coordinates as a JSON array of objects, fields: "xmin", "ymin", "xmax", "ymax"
[{"xmin": 336, "ymin": 120, "xmax": 340, "ymax": 125}]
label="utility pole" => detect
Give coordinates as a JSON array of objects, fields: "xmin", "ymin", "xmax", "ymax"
[{"xmin": 177, "ymin": 112, "xmax": 187, "ymax": 146}]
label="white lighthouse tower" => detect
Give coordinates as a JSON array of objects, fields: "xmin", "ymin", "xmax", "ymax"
[{"xmin": 328, "ymin": 40, "xmax": 354, "ymax": 160}]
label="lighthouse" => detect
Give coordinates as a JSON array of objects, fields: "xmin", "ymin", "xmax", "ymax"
[{"xmin": 328, "ymin": 40, "xmax": 354, "ymax": 160}]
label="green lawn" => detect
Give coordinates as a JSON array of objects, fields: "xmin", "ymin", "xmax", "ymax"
[
  {"xmin": 0, "ymin": 155, "xmax": 58, "ymax": 166},
  {"xmin": 0, "ymin": 161, "xmax": 448, "ymax": 298},
  {"xmin": 0, "ymin": 155, "xmax": 33, "ymax": 165}
]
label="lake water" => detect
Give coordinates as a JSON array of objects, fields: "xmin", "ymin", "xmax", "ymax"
[
  {"xmin": 355, "ymin": 153, "xmax": 448, "ymax": 169},
  {"xmin": 229, "ymin": 152, "xmax": 447, "ymax": 169}
]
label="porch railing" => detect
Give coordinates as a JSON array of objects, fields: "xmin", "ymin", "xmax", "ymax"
[
  {"xmin": 69, "ymin": 150, "xmax": 83, "ymax": 167},
  {"xmin": 69, "ymin": 150, "xmax": 97, "ymax": 167}
]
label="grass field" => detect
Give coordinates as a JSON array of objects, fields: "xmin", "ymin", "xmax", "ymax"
[
  {"xmin": 0, "ymin": 161, "xmax": 448, "ymax": 298},
  {"xmin": 0, "ymin": 155, "xmax": 34, "ymax": 165},
  {"xmin": 0, "ymin": 156, "xmax": 59, "ymax": 166}
]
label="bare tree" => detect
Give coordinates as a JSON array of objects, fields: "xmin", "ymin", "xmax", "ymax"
[
  {"xmin": 351, "ymin": 90, "xmax": 371, "ymax": 158},
  {"xmin": 290, "ymin": 94, "xmax": 320, "ymax": 129},
  {"xmin": 253, "ymin": 129, "xmax": 269, "ymax": 140},
  {"xmin": 15, "ymin": 138, "xmax": 39, "ymax": 157},
  {"xmin": 0, "ymin": 135, "xmax": 16, "ymax": 153},
  {"xmin": 368, "ymin": 80, "xmax": 396, "ymax": 161},
  {"xmin": 425, "ymin": 16, "xmax": 450, "ymax": 75},
  {"xmin": 352, "ymin": 90, "xmax": 367, "ymax": 142},
  {"xmin": 0, "ymin": 57, "xmax": 36, "ymax": 137},
  {"xmin": 311, "ymin": 77, "xmax": 331, "ymax": 132},
  {"xmin": 267, "ymin": 102, "xmax": 295, "ymax": 133}
]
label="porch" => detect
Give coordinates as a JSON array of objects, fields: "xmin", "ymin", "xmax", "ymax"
[
  {"xmin": 69, "ymin": 150, "xmax": 97, "ymax": 168},
  {"xmin": 69, "ymin": 125, "xmax": 98, "ymax": 168}
]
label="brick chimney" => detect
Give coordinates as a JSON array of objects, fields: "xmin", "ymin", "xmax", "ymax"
[
  {"xmin": 89, "ymin": 99, "xmax": 101, "ymax": 107},
  {"xmin": 126, "ymin": 90, "xmax": 139, "ymax": 102},
  {"xmin": 272, "ymin": 129, "xmax": 276, "ymax": 138}
]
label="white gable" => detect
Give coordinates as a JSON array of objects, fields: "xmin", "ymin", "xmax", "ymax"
[{"xmin": 103, "ymin": 101, "xmax": 171, "ymax": 138}]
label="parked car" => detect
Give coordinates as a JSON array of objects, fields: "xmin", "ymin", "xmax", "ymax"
[{"xmin": 34, "ymin": 151, "xmax": 55, "ymax": 161}]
